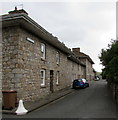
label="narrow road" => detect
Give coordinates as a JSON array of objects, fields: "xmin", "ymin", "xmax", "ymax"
[{"xmin": 2, "ymin": 80, "xmax": 118, "ymax": 119}]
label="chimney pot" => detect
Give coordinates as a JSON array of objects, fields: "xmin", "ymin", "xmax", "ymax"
[
  {"xmin": 8, "ymin": 8, "xmax": 28, "ymax": 15},
  {"xmin": 15, "ymin": 6, "xmax": 17, "ymax": 11},
  {"xmin": 72, "ymin": 48, "xmax": 80, "ymax": 53}
]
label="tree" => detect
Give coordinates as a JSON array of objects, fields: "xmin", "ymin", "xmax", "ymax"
[{"xmin": 99, "ymin": 40, "xmax": 118, "ymax": 83}]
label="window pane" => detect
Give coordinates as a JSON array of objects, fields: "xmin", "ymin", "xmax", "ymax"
[
  {"xmin": 40, "ymin": 70, "xmax": 45, "ymax": 86},
  {"xmin": 56, "ymin": 52, "xmax": 60, "ymax": 64},
  {"xmin": 41, "ymin": 43, "xmax": 46, "ymax": 59},
  {"xmin": 56, "ymin": 71, "xmax": 59, "ymax": 84},
  {"xmin": 41, "ymin": 43, "xmax": 44, "ymax": 52}
]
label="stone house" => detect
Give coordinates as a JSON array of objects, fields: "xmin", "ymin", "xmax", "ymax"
[
  {"xmin": 72, "ymin": 48, "xmax": 95, "ymax": 81},
  {"xmin": 1, "ymin": 8, "xmax": 94, "ymax": 102}
]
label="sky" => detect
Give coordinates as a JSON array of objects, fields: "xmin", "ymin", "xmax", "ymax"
[{"xmin": 1, "ymin": 0, "xmax": 117, "ymax": 72}]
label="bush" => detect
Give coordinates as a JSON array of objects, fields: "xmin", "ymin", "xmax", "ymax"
[{"xmin": 99, "ymin": 40, "xmax": 118, "ymax": 83}]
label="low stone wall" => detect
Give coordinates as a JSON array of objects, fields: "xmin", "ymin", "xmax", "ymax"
[
  {"xmin": 108, "ymin": 82, "xmax": 118, "ymax": 103},
  {"xmin": 0, "ymin": 15, "xmax": 2, "ymax": 119}
]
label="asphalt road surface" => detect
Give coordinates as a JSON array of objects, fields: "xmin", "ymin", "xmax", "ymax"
[{"xmin": 2, "ymin": 80, "xmax": 118, "ymax": 119}]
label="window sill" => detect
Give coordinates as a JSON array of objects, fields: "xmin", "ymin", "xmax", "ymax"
[
  {"xmin": 41, "ymin": 57, "xmax": 46, "ymax": 61},
  {"xmin": 40, "ymin": 85, "xmax": 46, "ymax": 88},
  {"xmin": 56, "ymin": 84, "xmax": 59, "ymax": 86},
  {"xmin": 56, "ymin": 63, "xmax": 60, "ymax": 66}
]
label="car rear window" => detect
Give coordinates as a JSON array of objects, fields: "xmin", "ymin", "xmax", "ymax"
[{"xmin": 82, "ymin": 79, "xmax": 86, "ymax": 83}]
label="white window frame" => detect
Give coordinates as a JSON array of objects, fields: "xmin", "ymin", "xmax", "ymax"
[
  {"xmin": 41, "ymin": 43, "xmax": 46, "ymax": 60},
  {"xmin": 56, "ymin": 51, "xmax": 60, "ymax": 65},
  {"xmin": 56, "ymin": 71, "xmax": 60, "ymax": 85},
  {"xmin": 40, "ymin": 69, "xmax": 46, "ymax": 86}
]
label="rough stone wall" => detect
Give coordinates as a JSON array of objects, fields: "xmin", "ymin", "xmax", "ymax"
[
  {"xmin": 2, "ymin": 26, "xmax": 19, "ymax": 91},
  {"xmin": 17, "ymin": 28, "xmax": 82, "ymax": 101},
  {"xmin": 110, "ymin": 82, "xmax": 118, "ymax": 103},
  {"xmin": 46, "ymin": 43, "xmax": 81, "ymax": 92},
  {"xmin": 79, "ymin": 64, "xmax": 85, "ymax": 79},
  {"xmin": 0, "ymin": 16, "xmax": 2, "ymax": 118},
  {"xmin": 2, "ymin": 26, "xmax": 87, "ymax": 102},
  {"xmin": 66, "ymin": 60, "xmax": 86, "ymax": 82},
  {"xmin": 16, "ymin": 28, "xmax": 43, "ymax": 101},
  {"xmin": 70, "ymin": 62, "xmax": 84, "ymax": 80},
  {"xmin": 85, "ymin": 59, "xmax": 94, "ymax": 81},
  {"xmin": 79, "ymin": 58, "xmax": 94, "ymax": 81}
]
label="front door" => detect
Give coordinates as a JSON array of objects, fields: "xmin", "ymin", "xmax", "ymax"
[{"xmin": 50, "ymin": 70, "xmax": 54, "ymax": 93}]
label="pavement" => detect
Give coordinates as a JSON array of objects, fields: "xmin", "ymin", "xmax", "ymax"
[{"xmin": 2, "ymin": 86, "xmax": 74, "ymax": 115}]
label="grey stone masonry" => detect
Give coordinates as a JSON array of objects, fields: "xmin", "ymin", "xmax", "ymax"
[
  {"xmin": 1, "ymin": 8, "xmax": 95, "ymax": 103},
  {"xmin": 72, "ymin": 48, "xmax": 95, "ymax": 81},
  {"xmin": 0, "ymin": 15, "xmax": 2, "ymax": 118},
  {"xmin": 109, "ymin": 82, "xmax": 118, "ymax": 103}
]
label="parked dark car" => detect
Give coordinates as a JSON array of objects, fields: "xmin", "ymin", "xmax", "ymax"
[{"xmin": 72, "ymin": 78, "xmax": 89, "ymax": 89}]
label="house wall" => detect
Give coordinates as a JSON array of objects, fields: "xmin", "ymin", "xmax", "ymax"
[
  {"xmin": 78, "ymin": 64, "xmax": 86, "ymax": 79},
  {"xmin": 72, "ymin": 48, "xmax": 94, "ymax": 80},
  {"xmin": 76, "ymin": 58, "xmax": 94, "ymax": 81},
  {"xmin": 2, "ymin": 26, "xmax": 19, "ymax": 91},
  {"xmin": 0, "ymin": 19, "xmax": 2, "ymax": 117},
  {"xmin": 86, "ymin": 59, "xmax": 94, "ymax": 81},
  {"xmin": 77, "ymin": 58, "xmax": 94, "ymax": 81},
  {"xmin": 2, "ymin": 27, "xmax": 83, "ymax": 102}
]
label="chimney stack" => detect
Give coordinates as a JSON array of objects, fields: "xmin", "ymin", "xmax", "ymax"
[
  {"xmin": 72, "ymin": 48, "xmax": 81, "ymax": 56},
  {"xmin": 8, "ymin": 7, "xmax": 28, "ymax": 15},
  {"xmin": 72, "ymin": 48, "xmax": 80, "ymax": 53}
]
